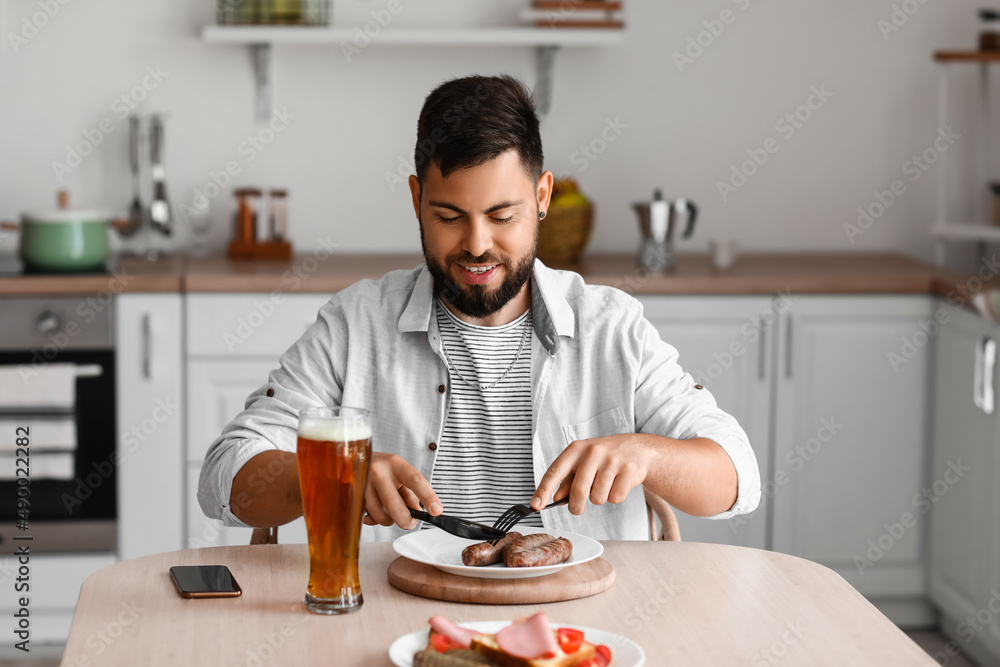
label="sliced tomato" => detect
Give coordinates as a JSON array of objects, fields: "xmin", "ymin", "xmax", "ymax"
[
  {"xmin": 576, "ymin": 660, "xmax": 599, "ymax": 667},
  {"xmin": 594, "ymin": 644, "xmax": 612, "ymax": 666},
  {"xmin": 430, "ymin": 633, "xmax": 459, "ymax": 653},
  {"xmin": 557, "ymin": 627, "xmax": 584, "ymax": 654}
]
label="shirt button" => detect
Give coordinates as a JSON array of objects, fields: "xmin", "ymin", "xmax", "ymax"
[
  {"xmin": 266, "ymin": 388, "xmax": 274, "ymax": 397},
  {"xmin": 428, "ymin": 442, "xmax": 438, "ymax": 451},
  {"xmin": 694, "ymin": 384, "xmax": 704, "ymax": 390},
  {"xmin": 438, "ymin": 384, "xmax": 446, "ymax": 394}
]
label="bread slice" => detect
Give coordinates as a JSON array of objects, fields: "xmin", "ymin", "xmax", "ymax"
[{"xmin": 470, "ymin": 633, "xmax": 596, "ymax": 667}]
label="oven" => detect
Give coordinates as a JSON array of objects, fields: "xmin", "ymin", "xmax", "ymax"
[{"xmin": 0, "ymin": 297, "xmax": 116, "ymax": 553}]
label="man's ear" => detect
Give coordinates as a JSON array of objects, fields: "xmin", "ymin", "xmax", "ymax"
[
  {"xmin": 408, "ymin": 175, "xmax": 422, "ymax": 221},
  {"xmin": 536, "ymin": 170, "xmax": 554, "ymax": 215}
]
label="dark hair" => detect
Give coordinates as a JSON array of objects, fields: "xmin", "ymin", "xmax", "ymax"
[{"xmin": 414, "ymin": 74, "xmax": 544, "ymax": 185}]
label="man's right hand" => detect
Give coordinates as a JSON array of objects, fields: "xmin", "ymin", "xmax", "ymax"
[{"xmin": 363, "ymin": 452, "xmax": 442, "ymax": 530}]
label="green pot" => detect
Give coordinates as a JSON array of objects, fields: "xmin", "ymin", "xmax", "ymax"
[{"xmin": 19, "ymin": 210, "xmax": 112, "ymax": 273}]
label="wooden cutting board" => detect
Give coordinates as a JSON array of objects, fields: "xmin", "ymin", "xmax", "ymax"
[{"xmin": 386, "ymin": 557, "xmax": 615, "ymax": 604}]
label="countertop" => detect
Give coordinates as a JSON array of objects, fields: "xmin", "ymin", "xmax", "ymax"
[{"xmin": 0, "ymin": 252, "xmax": 971, "ymax": 297}]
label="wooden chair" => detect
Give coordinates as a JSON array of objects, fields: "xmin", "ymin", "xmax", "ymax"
[{"xmin": 249, "ymin": 492, "xmax": 681, "ymax": 544}]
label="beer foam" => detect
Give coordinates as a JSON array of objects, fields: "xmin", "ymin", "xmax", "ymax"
[{"xmin": 298, "ymin": 418, "xmax": 372, "ymax": 443}]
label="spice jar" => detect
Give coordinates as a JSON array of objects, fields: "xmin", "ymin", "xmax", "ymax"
[
  {"xmin": 232, "ymin": 188, "xmax": 262, "ymax": 244},
  {"xmin": 269, "ymin": 189, "xmax": 288, "ymax": 241},
  {"xmin": 981, "ymin": 10, "xmax": 1000, "ymax": 50}
]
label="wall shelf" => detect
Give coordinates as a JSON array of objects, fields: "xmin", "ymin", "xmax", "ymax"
[
  {"xmin": 934, "ymin": 50, "xmax": 1000, "ymax": 63},
  {"xmin": 200, "ymin": 25, "xmax": 624, "ymax": 121}
]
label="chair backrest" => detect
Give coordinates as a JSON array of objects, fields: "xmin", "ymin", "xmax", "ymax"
[
  {"xmin": 250, "ymin": 526, "xmax": 279, "ymax": 545},
  {"xmin": 644, "ymin": 487, "xmax": 682, "ymax": 542}
]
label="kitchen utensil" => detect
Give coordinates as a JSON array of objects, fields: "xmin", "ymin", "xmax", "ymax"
[
  {"xmin": 385, "ymin": 555, "xmax": 614, "ymax": 605},
  {"xmin": 710, "ymin": 238, "xmax": 738, "ymax": 271},
  {"xmin": 491, "ymin": 496, "xmax": 569, "ymax": 534},
  {"xmin": 120, "ymin": 115, "xmax": 143, "ymax": 238},
  {"xmin": 408, "ymin": 508, "xmax": 507, "ymax": 541},
  {"xmin": 388, "ymin": 620, "xmax": 644, "ymax": 667},
  {"xmin": 633, "ymin": 191, "xmax": 699, "ymax": 272},
  {"xmin": 391, "ymin": 527, "xmax": 603, "ymax": 579},
  {"xmin": 148, "ymin": 114, "xmax": 172, "ymax": 237}
]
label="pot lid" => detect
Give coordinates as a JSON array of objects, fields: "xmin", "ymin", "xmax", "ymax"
[{"xmin": 22, "ymin": 209, "xmax": 116, "ymax": 223}]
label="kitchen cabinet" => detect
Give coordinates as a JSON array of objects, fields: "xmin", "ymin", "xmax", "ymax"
[
  {"xmin": 929, "ymin": 302, "xmax": 1000, "ymax": 666},
  {"xmin": 771, "ymin": 296, "xmax": 934, "ymax": 624},
  {"xmin": 184, "ymin": 294, "xmax": 329, "ymax": 547},
  {"xmin": 642, "ymin": 294, "xmax": 935, "ymax": 625},
  {"xmin": 116, "ymin": 294, "xmax": 184, "ymax": 560},
  {"xmin": 638, "ymin": 296, "xmax": 774, "ymax": 550}
]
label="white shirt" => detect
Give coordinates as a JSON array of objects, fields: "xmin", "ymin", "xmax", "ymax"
[{"xmin": 198, "ymin": 259, "xmax": 761, "ymax": 541}]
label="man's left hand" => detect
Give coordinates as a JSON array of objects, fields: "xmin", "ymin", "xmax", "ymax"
[{"xmin": 531, "ymin": 434, "xmax": 654, "ymax": 516}]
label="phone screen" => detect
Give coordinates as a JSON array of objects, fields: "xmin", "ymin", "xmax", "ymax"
[{"xmin": 169, "ymin": 565, "xmax": 242, "ymax": 597}]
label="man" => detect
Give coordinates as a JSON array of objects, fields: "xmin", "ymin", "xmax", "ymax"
[{"xmin": 199, "ymin": 75, "xmax": 760, "ymax": 541}]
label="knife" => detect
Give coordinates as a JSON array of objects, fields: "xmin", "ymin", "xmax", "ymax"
[{"xmin": 408, "ymin": 508, "xmax": 506, "ymax": 541}]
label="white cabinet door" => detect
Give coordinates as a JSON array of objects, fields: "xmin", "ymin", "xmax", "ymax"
[
  {"xmin": 186, "ymin": 359, "xmax": 307, "ymax": 548},
  {"xmin": 772, "ymin": 296, "xmax": 933, "ymax": 599},
  {"xmin": 116, "ymin": 294, "xmax": 184, "ymax": 560},
  {"xmin": 929, "ymin": 303, "xmax": 1000, "ymax": 663},
  {"xmin": 638, "ymin": 296, "xmax": 774, "ymax": 549}
]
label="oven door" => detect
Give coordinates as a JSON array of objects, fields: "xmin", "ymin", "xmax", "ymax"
[{"xmin": 0, "ymin": 350, "xmax": 116, "ymax": 553}]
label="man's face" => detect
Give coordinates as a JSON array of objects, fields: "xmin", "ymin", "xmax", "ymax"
[{"xmin": 410, "ymin": 150, "xmax": 550, "ymax": 319}]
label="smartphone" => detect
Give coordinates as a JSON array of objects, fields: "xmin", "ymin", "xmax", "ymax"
[{"xmin": 169, "ymin": 565, "xmax": 242, "ymax": 599}]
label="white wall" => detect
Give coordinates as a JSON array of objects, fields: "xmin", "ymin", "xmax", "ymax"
[{"xmin": 0, "ymin": 0, "xmax": 990, "ymax": 269}]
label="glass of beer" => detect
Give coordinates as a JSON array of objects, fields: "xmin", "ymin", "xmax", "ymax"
[{"xmin": 296, "ymin": 406, "xmax": 372, "ymax": 615}]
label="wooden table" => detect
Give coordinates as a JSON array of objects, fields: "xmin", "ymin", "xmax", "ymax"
[{"xmin": 59, "ymin": 542, "xmax": 935, "ymax": 666}]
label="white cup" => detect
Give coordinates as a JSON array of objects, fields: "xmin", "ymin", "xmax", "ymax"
[{"xmin": 710, "ymin": 239, "xmax": 738, "ymax": 271}]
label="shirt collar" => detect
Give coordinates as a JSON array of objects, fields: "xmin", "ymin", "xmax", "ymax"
[{"xmin": 397, "ymin": 259, "xmax": 575, "ymax": 355}]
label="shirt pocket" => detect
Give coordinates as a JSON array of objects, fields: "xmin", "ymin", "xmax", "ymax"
[{"xmin": 561, "ymin": 406, "xmax": 629, "ymax": 444}]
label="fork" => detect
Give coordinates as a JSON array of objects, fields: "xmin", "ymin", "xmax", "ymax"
[{"xmin": 492, "ymin": 496, "xmax": 570, "ymax": 535}]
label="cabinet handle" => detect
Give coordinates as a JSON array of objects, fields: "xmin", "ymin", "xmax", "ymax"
[
  {"xmin": 784, "ymin": 316, "xmax": 793, "ymax": 379},
  {"xmin": 983, "ymin": 337, "xmax": 996, "ymax": 415},
  {"xmin": 141, "ymin": 314, "xmax": 151, "ymax": 380},
  {"xmin": 758, "ymin": 321, "xmax": 767, "ymax": 382}
]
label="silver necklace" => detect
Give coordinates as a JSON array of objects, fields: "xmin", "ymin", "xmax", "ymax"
[{"xmin": 440, "ymin": 313, "xmax": 531, "ymax": 392}]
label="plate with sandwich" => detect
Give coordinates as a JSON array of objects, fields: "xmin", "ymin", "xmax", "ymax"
[
  {"xmin": 393, "ymin": 527, "xmax": 603, "ymax": 579},
  {"xmin": 388, "ymin": 613, "xmax": 645, "ymax": 667}
]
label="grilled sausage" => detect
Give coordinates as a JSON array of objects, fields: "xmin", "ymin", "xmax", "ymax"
[
  {"xmin": 461, "ymin": 532, "xmax": 524, "ymax": 567},
  {"xmin": 504, "ymin": 535, "xmax": 573, "ymax": 568}
]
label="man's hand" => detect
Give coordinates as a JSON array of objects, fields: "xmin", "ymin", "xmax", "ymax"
[
  {"xmin": 531, "ymin": 434, "xmax": 654, "ymax": 516},
  {"xmin": 363, "ymin": 452, "xmax": 443, "ymax": 529}
]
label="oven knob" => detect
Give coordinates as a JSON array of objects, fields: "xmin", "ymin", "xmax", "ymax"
[{"xmin": 36, "ymin": 311, "xmax": 60, "ymax": 334}]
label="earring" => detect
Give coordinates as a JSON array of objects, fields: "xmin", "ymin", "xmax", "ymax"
[{"xmin": 539, "ymin": 211, "xmax": 547, "ymax": 220}]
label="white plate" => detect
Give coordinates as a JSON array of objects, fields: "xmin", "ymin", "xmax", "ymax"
[
  {"xmin": 392, "ymin": 527, "xmax": 603, "ymax": 579},
  {"xmin": 388, "ymin": 620, "xmax": 645, "ymax": 667}
]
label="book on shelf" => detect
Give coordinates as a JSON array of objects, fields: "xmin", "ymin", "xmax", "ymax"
[{"xmin": 522, "ymin": 1, "xmax": 624, "ymax": 29}]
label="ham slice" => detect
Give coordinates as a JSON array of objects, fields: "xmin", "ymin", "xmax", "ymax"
[
  {"xmin": 428, "ymin": 616, "xmax": 482, "ymax": 648},
  {"xmin": 496, "ymin": 612, "xmax": 559, "ymax": 660}
]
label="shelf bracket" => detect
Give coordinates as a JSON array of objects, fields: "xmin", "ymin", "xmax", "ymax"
[
  {"xmin": 534, "ymin": 45, "xmax": 559, "ymax": 118},
  {"xmin": 252, "ymin": 43, "xmax": 273, "ymax": 123}
]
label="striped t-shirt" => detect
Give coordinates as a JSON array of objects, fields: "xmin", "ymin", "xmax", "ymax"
[{"xmin": 427, "ymin": 297, "xmax": 543, "ymax": 528}]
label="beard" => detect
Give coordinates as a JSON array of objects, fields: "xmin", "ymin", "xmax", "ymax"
[{"xmin": 419, "ymin": 219, "xmax": 538, "ymax": 320}]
